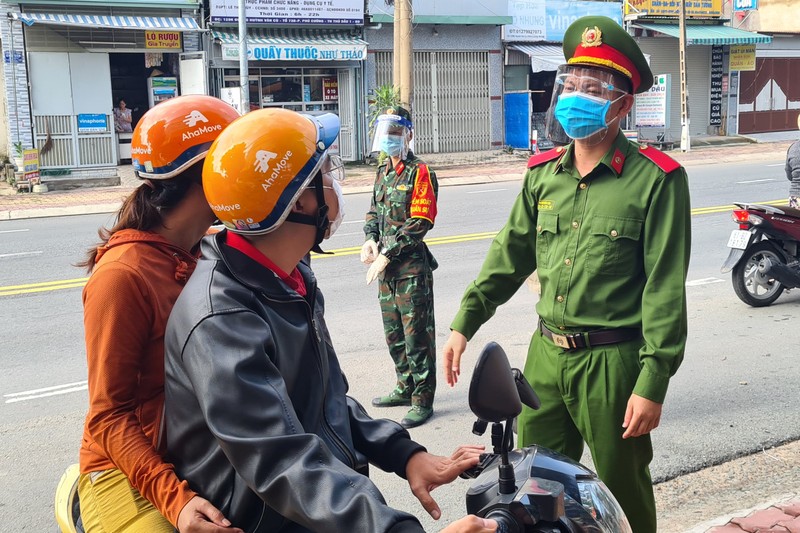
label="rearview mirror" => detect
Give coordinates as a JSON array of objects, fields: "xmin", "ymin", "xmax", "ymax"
[{"xmin": 468, "ymin": 342, "xmax": 522, "ymax": 423}]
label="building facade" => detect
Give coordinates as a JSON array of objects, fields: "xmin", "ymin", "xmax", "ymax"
[
  {"xmin": 0, "ymin": 0, "xmax": 203, "ymax": 179},
  {"xmin": 365, "ymin": 0, "xmax": 510, "ymax": 155}
]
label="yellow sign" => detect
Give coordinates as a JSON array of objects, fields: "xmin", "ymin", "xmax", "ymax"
[
  {"xmin": 23, "ymin": 148, "xmax": 40, "ymax": 185},
  {"xmin": 145, "ymin": 31, "xmax": 182, "ymax": 50},
  {"xmin": 625, "ymin": 0, "xmax": 723, "ymax": 18},
  {"xmin": 730, "ymin": 44, "xmax": 756, "ymax": 71}
]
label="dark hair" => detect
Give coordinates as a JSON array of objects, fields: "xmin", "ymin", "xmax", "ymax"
[
  {"xmin": 118, "ymin": 99, "xmax": 126, "ymax": 106},
  {"xmin": 78, "ymin": 161, "xmax": 203, "ymax": 272}
]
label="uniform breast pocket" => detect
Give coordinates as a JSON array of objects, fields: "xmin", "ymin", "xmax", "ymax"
[
  {"xmin": 388, "ymin": 189, "xmax": 411, "ymax": 221},
  {"xmin": 586, "ymin": 215, "xmax": 643, "ymax": 276},
  {"xmin": 535, "ymin": 212, "xmax": 559, "ymax": 270}
]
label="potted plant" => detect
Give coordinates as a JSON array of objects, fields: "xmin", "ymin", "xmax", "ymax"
[{"xmin": 12, "ymin": 141, "xmax": 24, "ymax": 171}]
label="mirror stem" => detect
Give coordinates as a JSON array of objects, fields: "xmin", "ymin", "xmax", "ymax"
[{"xmin": 498, "ymin": 418, "xmax": 517, "ymax": 495}]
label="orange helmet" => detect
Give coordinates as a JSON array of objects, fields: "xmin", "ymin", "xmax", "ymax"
[
  {"xmin": 203, "ymin": 108, "xmax": 340, "ymax": 234},
  {"xmin": 131, "ymin": 95, "xmax": 240, "ymax": 180}
]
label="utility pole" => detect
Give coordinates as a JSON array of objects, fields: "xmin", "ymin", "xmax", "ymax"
[
  {"xmin": 393, "ymin": 0, "xmax": 413, "ymax": 110},
  {"xmin": 678, "ymin": 0, "xmax": 690, "ymax": 151},
  {"xmin": 239, "ymin": 0, "xmax": 250, "ymax": 113}
]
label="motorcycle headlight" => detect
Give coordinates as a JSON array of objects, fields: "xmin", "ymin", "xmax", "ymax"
[{"xmin": 577, "ymin": 479, "xmax": 633, "ymax": 533}]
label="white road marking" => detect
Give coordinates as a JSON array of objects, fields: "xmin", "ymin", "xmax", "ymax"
[
  {"xmin": 467, "ymin": 188, "xmax": 507, "ymax": 194},
  {"xmin": 736, "ymin": 179, "xmax": 776, "ymax": 184},
  {"xmin": 766, "ymin": 163, "xmax": 784, "ymax": 167},
  {"xmin": 0, "ymin": 228, "xmax": 30, "ymax": 234},
  {"xmin": 686, "ymin": 277, "xmax": 725, "ymax": 287},
  {"xmin": 342, "ymin": 220, "xmax": 364, "ymax": 225},
  {"xmin": 0, "ymin": 251, "xmax": 43, "ymax": 259},
  {"xmin": 4, "ymin": 380, "xmax": 88, "ymax": 404}
]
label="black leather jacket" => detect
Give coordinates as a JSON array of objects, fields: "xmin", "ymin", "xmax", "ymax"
[{"xmin": 165, "ymin": 232, "xmax": 426, "ymax": 533}]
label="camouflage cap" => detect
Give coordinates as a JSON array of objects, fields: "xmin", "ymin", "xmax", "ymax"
[{"xmin": 563, "ymin": 16, "xmax": 654, "ymax": 94}]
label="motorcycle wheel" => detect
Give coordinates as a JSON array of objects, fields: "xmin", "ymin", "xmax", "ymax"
[{"xmin": 731, "ymin": 241, "xmax": 785, "ymax": 307}]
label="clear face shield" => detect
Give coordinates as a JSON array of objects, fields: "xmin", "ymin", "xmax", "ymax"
[
  {"xmin": 371, "ymin": 114, "xmax": 412, "ymax": 160},
  {"xmin": 545, "ymin": 65, "xmax": 629, "ymax": 147}
]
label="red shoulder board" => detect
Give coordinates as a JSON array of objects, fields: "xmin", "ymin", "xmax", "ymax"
[
  {"xmin": 527, "ymin": 147, "xmax": 564, "ymax": 169},
  {"xmin": 639, "ymin": 145, "xmax": 681, "ymax": 173}
]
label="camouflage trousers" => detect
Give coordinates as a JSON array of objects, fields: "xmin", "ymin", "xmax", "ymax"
[{"xmin": 378, "ymin": 273, "xmax": 436, "ymax": 408}]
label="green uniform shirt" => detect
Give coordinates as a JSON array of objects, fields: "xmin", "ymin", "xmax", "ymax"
[
  {"xmin": 451, "ymin": 131, "xmax": 691, "ymax": 403},
  {"xmin": 364, "ymin": 155, "xmax": 439, "ymax": 279}
]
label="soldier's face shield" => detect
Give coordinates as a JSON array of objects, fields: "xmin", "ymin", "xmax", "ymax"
[
  {"xmin": 545, "ymin": 65, "xmax": 629, "ymax": 146},
  {"xmin": 371, "ymin": 114, "xmax": 412, "ymax": 160}
]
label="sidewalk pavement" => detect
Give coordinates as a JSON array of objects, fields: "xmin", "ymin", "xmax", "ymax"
[
  {"xmin": 691, "ymin": 497, "xmax": 800, "ymax": 533},
  {"xmin": 0, "ymin": 138, "xmax": 794, "ymax": 222}
]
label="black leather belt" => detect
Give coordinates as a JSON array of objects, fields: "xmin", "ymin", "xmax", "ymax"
[{"xmin": 539, "ymin": 320, "xmax": 641, "ymax": 350}]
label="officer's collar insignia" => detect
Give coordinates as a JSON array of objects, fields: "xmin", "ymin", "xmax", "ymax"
[
  {"xmin": 581, "ymin": 26, "xmax": 603, "ymax": 48},
  {"xmin": 611, "ymin": 148, "xmax": 625, "ymax": 174},
  {"xmin": 394, "ymin": 161, "xmax": 406, "ymax": 175},
  {"xmin": 397, "ymin": 184, "xmax": 409, "ymax": 191}
]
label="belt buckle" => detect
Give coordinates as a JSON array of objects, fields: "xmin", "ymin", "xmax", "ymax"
[{"xmin": 551, "ymin": 332, "xmax": 573, "ymax": 349}]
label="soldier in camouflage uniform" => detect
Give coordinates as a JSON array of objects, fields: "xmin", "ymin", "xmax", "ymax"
[{"xmin": 362, "ymin": 106, "xmax": 439, "ymax": 428}]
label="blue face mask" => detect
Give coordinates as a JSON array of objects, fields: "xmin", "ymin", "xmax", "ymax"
[
  {"xmin": 554, "ymin": 92, "xmax": 620, "ymax": 140},
  {"xmin": 379, "ymin": 135, "xmax": 405, "ymax": 157}
]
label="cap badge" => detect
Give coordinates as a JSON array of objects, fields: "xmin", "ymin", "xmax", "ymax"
[
  {"xmin": 387, "ymin": 108, "xmax": 396, "ymax": 115},
  {"xmin": 581, "ymin": 26, "xmax": 603, "ymax": 48}
]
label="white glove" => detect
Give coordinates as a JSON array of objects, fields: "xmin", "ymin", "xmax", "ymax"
[
  {"xmin": 366, "ymin": 254, "xmax": 390, "ymax": 285},
  {"xmin": 360, "ymin": 239, "xmax": 379, "ymax": 264}
]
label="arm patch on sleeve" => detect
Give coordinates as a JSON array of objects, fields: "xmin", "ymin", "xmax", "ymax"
[{"xmin": 410, "ymin": 164, "xmax": 437, "ymax": 223}]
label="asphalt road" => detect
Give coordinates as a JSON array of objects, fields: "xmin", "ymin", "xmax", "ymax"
[{"xmin": 0, "ymin": 156, "xmax": 797, "ymax": 531}]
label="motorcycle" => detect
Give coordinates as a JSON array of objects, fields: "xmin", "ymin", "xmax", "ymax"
[
  {"xmin": 720, "ymin": 202, "xmax": 800, "ymax": 307},
  {"xmin": 56, "ymin": 342, "xmax": 630, "ymax": 533},
  {"xmin": 460, "ymin": 342, "xmax": 631, "ymax": 533}
]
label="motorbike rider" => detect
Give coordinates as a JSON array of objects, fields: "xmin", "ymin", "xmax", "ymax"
[
  {"xmin": 785, "ymin": 115, "xmax": 800, "ymax": 209},
  {"xmin": 76, "ymin": 96, "xmax": 242, "ymax": 533},
  {"xmin": 163, "ymin": 107, "xmax": 497, "ymax": 533}
]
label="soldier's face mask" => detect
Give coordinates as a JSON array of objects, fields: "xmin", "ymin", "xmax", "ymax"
[{"xmin": 546, "ymin": 65, "xmax": 629, "ymax": 146}]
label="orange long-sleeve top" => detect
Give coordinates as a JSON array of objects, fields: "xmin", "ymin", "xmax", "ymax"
[{"xmin": 79, "ymin": 229, "xmax": 198, "ymax": 526}]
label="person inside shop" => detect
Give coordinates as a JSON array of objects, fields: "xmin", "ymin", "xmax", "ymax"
[
  {"xmin": 440, "ymin": 16, "xmax": 692, "ymax": 533},
  {"xmin": 113, "ymin": 98, "xmax": 133, "ymax": 133},
  {"xmin": 76, "ymin": 95, "xmax": 243, "ymax": 533},
  {"xmin": 163, "ymin": 108, "xmax": 496, "ymax": 533},
  {"xmin": 361, "ymin": 106, "xmax": 439, "ymax": 429},
  {"xmin": 785, "ymin": 115, "xmax": 800, "ymax": 208}
]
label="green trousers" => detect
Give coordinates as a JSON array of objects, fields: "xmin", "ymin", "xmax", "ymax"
[
  {"xmin": 517, "ymin": 329, "xmax": 657, "ymax": 533},
  {"xmin": 378, "ymin": 273, "xmax": 436, "ymax": 408}
]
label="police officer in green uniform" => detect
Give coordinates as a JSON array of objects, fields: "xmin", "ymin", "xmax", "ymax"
[
  {"xmin": 441, "ymin": 17, "xmax": 691, "ymax": 533},
  {"xmin": 362, "ymin": 107, "xmax": 439, "ymax": 429}
]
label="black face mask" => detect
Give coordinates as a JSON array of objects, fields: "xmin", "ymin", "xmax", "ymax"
[{"xmin": 285, "ymin": 173, "xmax": 333, "ymax": 255}]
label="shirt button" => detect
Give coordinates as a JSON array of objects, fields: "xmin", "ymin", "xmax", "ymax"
[
  {"xmin": 536, "ymin": 225, "xmax": 542, "ymax": 232},
  {"xmin": 610, "ymin": 229, "xmax": 619, "ymax": 237},
  {"xmin": 559, "ymin": 326, "xmax": 566, "ymax": 331},
  {"xmin": 579, "ymin": 183, "xmax": 587, "ymax": 190},
  {"xmin": 556, "ymin": 295, "xmax": 564, "ymax": 303},
  {"xmin": 564, "ymin": 258, "xmax": 571, "ymax": 266},
  {"xmin": 572, "ymin": 221, "xmax": 579, "ymax": 229}
]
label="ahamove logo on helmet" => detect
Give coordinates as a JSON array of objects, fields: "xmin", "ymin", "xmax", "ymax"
[
  {"xmin": 181, "ymin": 110, "xmax": 222, "ymax": 141},
  {"xmin": 254, "ymin": 149, "xmax": 293, "ymax": 192}
]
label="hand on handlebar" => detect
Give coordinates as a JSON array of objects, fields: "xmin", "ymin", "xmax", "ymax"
[
  {"xmin": 440, "ymin": 515, "xmax": 498, "ymax": 532},
  {"xmin": 443, "ymin": 330, "xmax": 468, "ymax": 386}
]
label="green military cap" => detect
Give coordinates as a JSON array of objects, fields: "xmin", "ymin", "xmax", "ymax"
[
  {"xmin": 562, "ymin": 15, "xmax": 654, "ymax": 94},
  {"xmin": 384, "ymin": 106, "xmax": 413, "ymax": 125}
]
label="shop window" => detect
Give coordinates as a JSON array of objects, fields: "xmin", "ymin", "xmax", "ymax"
[{"xmin": 222, "ymin": 67, "xmax": 339, "ymax": 113}]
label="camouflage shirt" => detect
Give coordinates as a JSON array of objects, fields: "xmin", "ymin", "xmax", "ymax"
[{"xmin": 364, "ymin": 154, "xmax": 439, "ymax": 280}]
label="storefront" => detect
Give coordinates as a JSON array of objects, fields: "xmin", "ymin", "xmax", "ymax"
[
  {"xmin": 207, "ymin": 0, "xmax": 367, "ymax": 161},
  {"xmin": 208, "ymin": 28, "xmax": 367, "ymax": 161},
  {"xmin": 0, "ymin": 1, "xmax": 203, "ymax": 177}
]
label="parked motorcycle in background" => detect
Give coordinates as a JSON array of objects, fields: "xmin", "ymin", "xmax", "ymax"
[
  {"xmin": 721, "ymin": 202, "xmax": 800, "ymax": 306},
  {"xmin": 461, "ymin": 342, "xmax": 631, "ymax": 533}
]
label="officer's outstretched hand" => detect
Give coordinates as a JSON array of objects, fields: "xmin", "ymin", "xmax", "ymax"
[
  {"xmin": 405, "ymin": 445, "xmax": 485, "ymax": 520},
  {"xmin": 443, "ymin": 330, "xmax": 468, "ymax": 386},
  {"xmin": 440, "ymin": 516, "xmax": 498, "ymax": 532},
  {"xmin": 360, "ymin": 239, "xmax": 379, "ymax": 264},
  {"xmin": 622, "ymin": 394, "xmax": 663, "ymax": 439},
  {"xmin": 366, "ymin": 254, "xmax": 390, "ymax": 284}
]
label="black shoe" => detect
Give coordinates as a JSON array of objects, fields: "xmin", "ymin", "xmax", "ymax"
[
  {"xmin": 371, "ymin": 389, "xmax": 412, "ymax": 407},
  {"xmin": 400, "ymin": 406, "xmax": 433, "ymax": 428}
]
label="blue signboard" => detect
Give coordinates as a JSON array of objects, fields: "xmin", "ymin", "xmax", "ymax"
[
  {"xmin": 504, "ymin": 92, "xmax": 532, "ymax": 149},
  {"xmin": 78, "ymin": 114, "xmax": 108, "ymax": 133},
  {"xmin": 506, "ymin": 0, "xmax": 623, "ymax": 43},
  {"xmin": 3, "ymin": 50, "xmax": 24, "ymax": 64},
  {"xmin": 733, "ymin": 0, "xmax": 757, "ymax": 11}
]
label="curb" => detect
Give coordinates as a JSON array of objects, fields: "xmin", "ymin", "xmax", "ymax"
[{"xmin": 683, "ymin": 493, "xmax": 800, "ymax": 533}]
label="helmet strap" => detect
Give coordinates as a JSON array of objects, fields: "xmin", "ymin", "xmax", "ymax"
[{"xmin": 285, "ymin": 172, "xmax": 333, "ymax": 255}]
